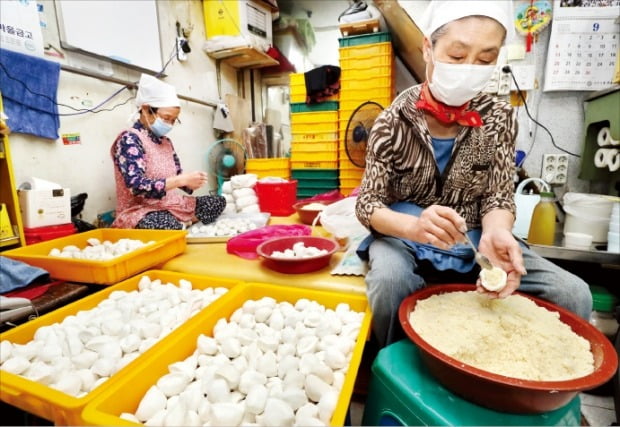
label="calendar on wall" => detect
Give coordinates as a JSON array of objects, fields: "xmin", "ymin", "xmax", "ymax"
[{"xmin": 544, "ymin": 0, "xmax": 620, "ymax": 91}]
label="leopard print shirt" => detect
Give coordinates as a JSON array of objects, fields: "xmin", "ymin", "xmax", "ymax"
[{"xmin": 355, "ymin": 85, "xmax": 517, "ymax": 230}]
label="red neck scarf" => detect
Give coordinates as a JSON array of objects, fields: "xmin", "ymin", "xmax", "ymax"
[{"xmin": 415, "ymin": 84, "xmax": 483, "ymax": 127}]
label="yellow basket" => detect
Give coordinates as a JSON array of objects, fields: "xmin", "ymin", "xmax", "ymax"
[
  {"xmin": 245, "ymin": 157, "xmax": 290, "ymax": 178},
  {"xmin": 292, "ymin": 141, "xmax": 339, "ymax": 152},
  {"xmin": 292, "ymin": 130, "xmax": 339, "ymax": 144},
  {"xmin": 0, "ymin": 270, "xmax": 242, "ymax": 425},
  {"xmin": 0, "ymin": 202, "xmax": 15, "ymax": 239},
  {"xmin": 291, "ymin": 110, "xmax": 339, "ymax": 124},
  {"xmin": 340, "ymin": 186, "xmax": 359, "ymax": 196},
  {"xmin": 82, "ymin": 282, "xmax": 372, "ymax": 427},
  {"xmin": 290, "ymin": 72, "xmax": 305, "ymax": 86},
  {"xmin": 291, "ymin": 121, "xmax": 339, "ymax": 134},
  {"xmin": 291, "ymin": 160, "xmax": 339, "ymax": 169},
  {"xmin": 341, "ymin": 65, "xmax": 393, "ymax": 81},
  {"xmin": 340, "ymin": 177, "xmax": 363, "ymax": 188},
  {"xmin": 339, "ymin": 42, "xmax": 392, "ymax": 59},
  {"xmin": 290, "ymin": 80, "xmax": 339, "ymax": 103},
  {"xmin": 1, "ymin": 229, "xmax": 186, "ymax": 285},
  {"xmin": 340, "ymin": 53, "xmax": 393, "ymax": 70},
  {"xmin": 339, "ymin": 156, "xmax": 362, "ymax": 169}
]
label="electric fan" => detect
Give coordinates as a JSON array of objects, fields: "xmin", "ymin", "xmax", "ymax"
[
  {"xmin": 206, "ymin": 138, "xmax": 247, "ymax": 194},
  {"xmin": 344, "ymin": 101, "xmax": 384, "ymax": 168}
]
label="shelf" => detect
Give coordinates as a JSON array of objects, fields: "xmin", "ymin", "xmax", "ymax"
[{"xmin": 207, "ymin": 46, "xmax": 279, "ymax": 69}]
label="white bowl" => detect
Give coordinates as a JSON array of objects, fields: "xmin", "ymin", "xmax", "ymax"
[{"xmin": 564, "ymin": 232, "xmax": 593, "ymax": 249}]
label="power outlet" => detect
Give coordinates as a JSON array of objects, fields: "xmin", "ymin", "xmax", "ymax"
[
  {"xmin": 497, "ymin": 67, "xmax": 512, "ymax": 95},
  {"xmin": 541, "ymin": 154, "xmax": 569, "ymax": 184}
]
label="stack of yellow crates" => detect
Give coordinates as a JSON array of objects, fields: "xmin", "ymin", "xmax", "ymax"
[
  {"xmin": 289, "ymin": 100, "xmax": 340, "ymax": 199},
  {"xmin": 338, "ymin": 32, "xmax": 394, "ymax": 195}
]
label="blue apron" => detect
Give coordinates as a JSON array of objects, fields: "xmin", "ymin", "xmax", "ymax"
[{"xmin": 356, "ymin": 202, "xmax": 481, "ymax": 273}]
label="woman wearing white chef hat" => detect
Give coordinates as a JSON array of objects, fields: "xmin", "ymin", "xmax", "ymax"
[
  {"xmin": 111, "ymin": 74, "xmax": 225, "ymax": 229},
  {"xmin": 355, "ymin": 1, "xmax": 592, "ymax": 347}
]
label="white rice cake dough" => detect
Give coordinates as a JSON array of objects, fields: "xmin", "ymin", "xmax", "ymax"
[{"xmin": 409, "ymin": 291, "xmax": 594, "ymax": 381}]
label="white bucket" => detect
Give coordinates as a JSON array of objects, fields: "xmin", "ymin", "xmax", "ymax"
[
  {"xmin": 562, "ymin": 193, "xmax": 614, "ymax": 242},
  {"xmin": 513, "ymin": 178, "xmax": 550, "ymax": 238}
]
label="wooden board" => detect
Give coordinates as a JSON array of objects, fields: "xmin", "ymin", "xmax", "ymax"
[
  {"xmin": 225, "ymin": 93, "xmax": 252, "ymax": 145},
  {"xmin": 339, "ymin": 18, "xmax": 381, "ymax": 37},
  {"xmin": 208, "ymin": 46, "xmax": 278, "ymax": 69}
]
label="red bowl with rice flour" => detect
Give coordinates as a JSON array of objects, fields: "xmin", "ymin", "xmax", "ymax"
[{"xmin": 399, "ymin": 284, "xmax": 618, "ymax": 414}]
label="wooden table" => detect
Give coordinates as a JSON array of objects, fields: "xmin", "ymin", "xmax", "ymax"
[{"xmin": 160, "ymin": 215, "xmax": 367, "ymax": 295}]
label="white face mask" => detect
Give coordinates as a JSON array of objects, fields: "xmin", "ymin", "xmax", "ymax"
[{"xmin": 427, "ymin": 49, "xmax": 496, "ymax": 107}]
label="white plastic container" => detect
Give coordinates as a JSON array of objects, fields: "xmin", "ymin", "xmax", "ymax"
[{"xmin": 562, "ymin": 193, "xmax": 615, "ymax": 242}]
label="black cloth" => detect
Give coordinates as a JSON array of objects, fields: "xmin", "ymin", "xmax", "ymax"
[{"xmin": 304, "ymin": 65, "xmax": 341, "ymax": 104}]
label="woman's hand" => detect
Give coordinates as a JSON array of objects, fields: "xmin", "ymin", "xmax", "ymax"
[
  {"xmin": 477, "ymin": 227, "xmax": 527, "ymax": 298},
  {"xmin": 176, "ymin": 171, "xmax": 208, "ymax": 190},
  {"xmin": 404, "ymin": 205, "xmax": 467, "ymax": 250}
]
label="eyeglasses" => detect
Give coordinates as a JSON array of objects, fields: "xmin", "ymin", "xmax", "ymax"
[{"xmin": 157, "ymin": 115, "xmax": 182, "ymax": 126}]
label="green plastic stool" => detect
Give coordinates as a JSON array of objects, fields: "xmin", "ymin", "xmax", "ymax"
[{"xmin": 361, "ymin": 340, "xmax": 582, "ymax": 426}]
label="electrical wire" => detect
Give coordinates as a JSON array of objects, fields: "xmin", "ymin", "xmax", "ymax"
[
  {"xmin": 503, "ymin": 65, "xmax": 580, "ymax": 158},
  {"xmin": 0, "ymin": 41, "xmax": 179, "ymax": 116}
]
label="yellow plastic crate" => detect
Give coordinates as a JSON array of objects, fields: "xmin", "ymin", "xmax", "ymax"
[
  {"xmin": 245, "ymin": 157, "xmax": 290, "ymax": 178},
  {"xmin": 339, "ymin": 42, "xmax": 392, "ymax": 59},
  {"xmin": 291, "ymin": 110, "xmax": 339, "ymax": 124},
  {"xmin": 290, "ymin": 72, "xmax": 305, "ymax": 86},
  {"xmin": 291, "ymin": 121, "xmax": 339, "ymax": 134},
  {"xmin": 0, "ymin": 270, "xmax": 241, "ymax": 425},
  {"xmin": 340, "ymin": 75, "xmax": 392, "ymax": 92},
  {"xmin": 340, "ymin": 178, "xmax": 363, "ymax": 188},
  {"xmin": 291, "ymin": 160, "xmax": 339, "ymax": 169},
  {"xmin": 341, "ymin": 65, "xmax": 393, "ymax": 80},
  {"xmin": 292, "ymin": 141, "xmax": 339, "ymax": 152},
  {"xmin": 340, "ymin": 85, "xmax": 395, "ymax": 101},
  {"xmin": 340, "ymin": 168, "xmax": 365, "ymax": 179},
  {"xmin": 339, "ymin": 97, "xmax": 392, "ymax": 112},
  {"xmin": 340, "ymin": 53, "xmax": 393, "ymax": 70},
  {"xmin": 340, "ymin": 186, "xmax": 359, "ymax": 196},
  {"xmin": 292, "ymin": 130, "xmax": 339, "ymax": 144},
  {"xmin": 290, "ymin": 82, "xmax": 339, "ymax": 104},
  {"xmin": 291, "ymin": 151, "xmax": 338, "ymax": 162},
  {"xmin": 82, "ymin": 282, "xmax": 372, "ymax": 426},
  {"xmin": 340, "ymin": 156, "xmax": 362, "ymax": 169},
  {"xmin": 1, "ymin": 229, "xmax": 186, "ymax": 284}
]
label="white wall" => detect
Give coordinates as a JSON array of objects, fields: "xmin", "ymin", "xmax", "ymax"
[{"xmin": 9, "ymin": 0, "xmax": 254, "ymax": 224}]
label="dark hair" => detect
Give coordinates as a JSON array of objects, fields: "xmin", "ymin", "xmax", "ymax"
[{"xmin": 430, "ymin": 15, "xmax": 507, "ymax": 45}]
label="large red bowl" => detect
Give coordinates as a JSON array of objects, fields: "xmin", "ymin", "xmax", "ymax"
[
  {"xmin": 256, "ymin": 236, "xmax": 339, "ymax": 274},
  {"xmin": 399, "ymin": 284, "xmax": 618, "ymax": 414}
]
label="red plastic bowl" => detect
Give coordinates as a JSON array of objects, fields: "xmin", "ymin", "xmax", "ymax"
[
  {"xmin": 293, "ymin": 200, "xmax": 334, "ymax": 225},
  {"xmin": 256, "ymin": 236, "xmax": 339, "ymax": 274},
  {"xmin": 399, "ymin": 284, "xmax": 618, "ymax": 414}
]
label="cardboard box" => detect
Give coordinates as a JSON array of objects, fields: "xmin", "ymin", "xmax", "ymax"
[
  {"xmin": 18, "ymin": 188, "xmax": 71, "ymax": 228},
  {"xmin": 204, "ymin": 0, "xmax": 273, "ymax": 46}
]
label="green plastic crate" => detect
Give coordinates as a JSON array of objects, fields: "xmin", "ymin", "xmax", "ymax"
[
  {"xmin": 338, "ymin": 32, "xmax": 391, "ymax": 47},
  {"xmin": 290, "ymin": 101, "xmax": 339, "ymax": 113},
  {"xmin": 291, "ymin": 169, "xmax": 339, "ymax": 180},
  {"xmin": 296, "ymin": 178, "xmax": 340, "ymax": 189},
  {"xmin": 362, "ymin": 340, "xmax": 582, "ymax": 426}
]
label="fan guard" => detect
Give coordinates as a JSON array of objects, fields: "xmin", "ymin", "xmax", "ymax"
[
  {"xmin": 206, "ymin": 138, "xmax": 246, "ymax": 193},
  {"xmin": 344, "ymin": 101, "xmax": 384, "ymax": 168}
]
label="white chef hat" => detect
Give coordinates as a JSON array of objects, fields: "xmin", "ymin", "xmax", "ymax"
[
  {"xmin": 135, "ymin": 74, "xmax": 180, "ymax": 108},
  {"xmin": 419, "ymin": 0, "xmax": 515, "ymax": 41}
]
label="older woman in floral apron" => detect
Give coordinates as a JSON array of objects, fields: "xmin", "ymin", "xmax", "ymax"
[{"xmin": 111, "ymin": 74, "xmax": 225, "ymax": 229}]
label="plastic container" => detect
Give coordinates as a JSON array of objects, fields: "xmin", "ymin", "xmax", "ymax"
[
  {"xmin": 82, "ymin": 281, "xmax": 372, "ymax": 427},
  {"xmin": 293, "ymin": 200, "xmax": 335, "ymax": 225},
  {"xmin": 0, "ymin": 270, "xmax": 241, "ymax": 425},
  {"xmin": 256, "ymin": 236, "xmax": 339, "ymax": 273},
  {"xmin": 562, "ymin": 192, "xmax": 615, "ymax": 242},
  {"xmin": 254, "ymin": 180, "xmax": 297, "ymax": 216},
  {"xmin": 245, "ymin": 157, "xmax": 290, "ymax": 179},
  {"xmin": 512, "ymin": 178, "xmax": 551, "ymax": 239},
  {"xmin": 23, "ymin": 223, "xmax": 76, "ymax": 245},
  {"xmin": 590, "ymin": 285, "xmax": 619, "ymax": 340},
  {"xmin": 527, "ymin": 192, "xmax": 557, "ymax": 245},
  {"xmin": 291, "ymin": 168, "xmax": 339, "ymax": 180},
  {"xmin": 362, "ymin": 340, "xmax": 582, "ymax": 426},
  {"xmin": 564, "ymin": 232, "xmax": 593, "ymax": 250},
  {"xmin": 290, "ymin": 101, "xmax": 339, "ymax": 113},
  {"xmin": 338, "ymin": 32, "xmax": 391, "ymax": 47},
  {"xmin": 339, "ymin": 41, "xmax": 392, "ymax": 59},
  {"xmin": 1, "ymin": 229, "xmax": 186, "ymax": 284}
]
